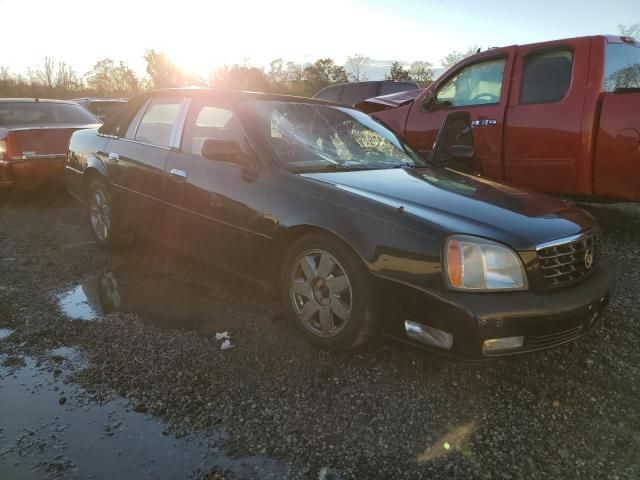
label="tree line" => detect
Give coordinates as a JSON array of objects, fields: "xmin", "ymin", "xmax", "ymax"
[{"xmin": 0, "ymin": 47, "xmax": 482, "ymax": 100}]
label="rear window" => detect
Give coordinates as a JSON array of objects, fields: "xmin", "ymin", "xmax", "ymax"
[
  {"xmin": 0, "ymin": 102, "xmax": 99, "ymax": 126},
  {"xmin": 604, "ymin": 43, "xmax": 640, "ymax": 92},
  {"xmin": 87, "ymin": 102, "xmax": 125, "ymax": 121},
  {"xmin": 380, "ymin": 81, "xmax": 419, "ymax": 95},
  {"xmin": 315, "ymin": 86, "xmax": 342, "ymax": 102},
  {"xmin": 340, "ymin": 83, "xmax": 378, "ymax": 106},
  {"xmin": 520, "ymin": 49, "xmax": 573, "ymax": 104}
]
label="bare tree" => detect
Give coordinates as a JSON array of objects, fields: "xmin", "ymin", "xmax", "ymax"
[
  {"xmin": 86, "ymin": 58, "xmax": 140, "ymax": 97},
  {"xmin": 144, "ymin": 49, "xmax": 183, "ymax": 89},
  {"xmin": 619, "ymin": 23, "xmax": 640, "ymax": 38},
  {"xmin": 440, "ymin": 46, "xmax": 480, "ymax": 69},
  {"xmin": 409, "ymin": 61, "xmax": 434, "ymax": 87},
  {"xmin": 345, "ymin": 54, "xmax": 370, "ymax": 82}
]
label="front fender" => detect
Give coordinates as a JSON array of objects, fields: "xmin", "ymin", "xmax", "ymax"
[{"xmin": 264, "ymin": 178, "xmax": 447, "ymax": 293}]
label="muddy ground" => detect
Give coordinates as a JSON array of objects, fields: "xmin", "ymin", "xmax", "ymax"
[{"xmin": 0, "ymin": 188, "xmax": 639, "ymax": 479}]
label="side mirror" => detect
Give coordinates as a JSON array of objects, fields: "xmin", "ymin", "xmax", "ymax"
[
  {"xmin": 201, "ymin": 139, "xmax": 242, "ymax": 163},
  {"xmin": 429, "ymin": 111, "xmax": 480, "ymax": 175},
  {"xmin": 448, "ymin": 144, "xmax": 475, "ymax": 160},
  {"xmin": 421, "ymin": 92, "xmax": 436, "ymax": 111}
]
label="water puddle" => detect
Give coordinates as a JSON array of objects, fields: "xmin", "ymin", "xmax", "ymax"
[
  {"xmin": 0, "ymin": 348, "xmax": 290, "ymax": 479},
  {"xmin": 56, "ymin": 271, "xmax": 239, "ymax": 333},
  {"xmin": 0, "ymin": 328, "xmax": 13, "ymax": 340}
]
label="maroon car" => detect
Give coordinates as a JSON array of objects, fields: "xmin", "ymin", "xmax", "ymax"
[{"xmin": 0, "ymin": 99, "xmax": 100, "ymax": 189}]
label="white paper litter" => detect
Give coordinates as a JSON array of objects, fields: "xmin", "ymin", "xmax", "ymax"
[
  {"xmin": 215, "ymin": 331, "xmax": 230, "ymax": 340},
  {"xmin": 220, "ymin": 339, "xmax": 234, "ymax": 350}
]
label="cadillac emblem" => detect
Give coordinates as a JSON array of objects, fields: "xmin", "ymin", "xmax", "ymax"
[{"xmin": 584, "ymin": 249, "xmax": 594, "ymax": 269}]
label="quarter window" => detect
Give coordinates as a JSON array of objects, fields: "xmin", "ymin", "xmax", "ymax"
[
  {"xmin": 604, "ymin": 43, "xmax": 640, "ymax": 92},
  {"xmin": 134, "ymin": 99, "xmax": 182, "ymax": 147},
  {"xmin": 436, "ymin": 59, "xmax": 506, "ymax": 107},
  {"xmin": 520, "ymin": 49, "xmax": 573, "ymax": 104},
  {"xmin": 183, "ymin": 104, "xmax": 243, "ymax": 155}
]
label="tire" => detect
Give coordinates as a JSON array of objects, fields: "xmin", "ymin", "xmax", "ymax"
[
  {"xmin": 280, "ymin": 232, "xmax": 377, "ymax": 351},
  {"xmin": 87, "ymin": 179, "xmax": 121, "ymax": 249}
]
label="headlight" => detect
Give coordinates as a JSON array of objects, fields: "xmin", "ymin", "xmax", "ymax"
[{"xmin": 444, "ymin": 235, "xmax": 527, "ymax": 291}]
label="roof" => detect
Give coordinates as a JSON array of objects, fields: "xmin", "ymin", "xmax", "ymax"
[
  {"xmin": 145, "ymin": 87, "xmax": 347, "ymax": 107},
  {"xmin": 70, "ymin": 97, "xmax": 129, "ymax": 103},
  {"xmin": 0, "ymin": 98, "xmax": 78, "ymax": 104}
]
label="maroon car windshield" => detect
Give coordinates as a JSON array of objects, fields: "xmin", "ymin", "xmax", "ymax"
[{"xmin": 0, "ymin": 102, "xmax": 99, "ymax": 126}]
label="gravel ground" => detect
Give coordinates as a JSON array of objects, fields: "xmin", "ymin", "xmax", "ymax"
[{"xmin": 1, "ymin": 188, "xmax": 639, "ymax": 479}]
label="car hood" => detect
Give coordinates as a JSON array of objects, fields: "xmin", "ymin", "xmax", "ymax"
[{"xmin": 302, "ymin": 167, "xmax": 594, "ymax": 250}]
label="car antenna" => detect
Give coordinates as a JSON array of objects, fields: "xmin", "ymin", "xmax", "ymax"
[{"xmin": 34, "ymin": 97, "xmax": 39, "ymax": 102}]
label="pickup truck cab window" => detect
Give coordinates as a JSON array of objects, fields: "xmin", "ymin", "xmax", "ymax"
[
  {"xmin": 436, "ymin": 58, "xmax": 506, "ymax": 108},
  {"xmin": 520, "ymin": 49, "xmax": 573, "ymax": 104},
  {"xmin": 604, "ymin": 43, "xmax": 640, "ymax": 91},
  {"xmin": 132, "ymin": 98, "xmax": 182, "ymax": 147}
]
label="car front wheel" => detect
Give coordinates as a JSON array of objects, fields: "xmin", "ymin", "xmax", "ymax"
[{"xmin": 281, "ymin": 233, "xmax": 376, "ymax": 350}]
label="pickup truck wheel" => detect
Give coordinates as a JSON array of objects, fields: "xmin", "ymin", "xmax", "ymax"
[
  {"xmin": 281, "ymin": 233, "xmax": 376, "ymax": 351},
  {"xmin": 87, "ymin": 179, "xmax": 119, "ymax": 249}
]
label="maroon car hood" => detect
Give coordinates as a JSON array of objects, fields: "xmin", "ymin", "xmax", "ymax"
[
  {"xmin": 355, "ymin": 89, "xmax": 422, "ymax": 113},
  {"xmin": 1, "ymin": 123, "xmax": 100, "ymax": 156}
]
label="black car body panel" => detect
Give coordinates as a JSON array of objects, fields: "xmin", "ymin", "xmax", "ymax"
[{"xmin": 65, "ymin": 88, "xmax": 614, "ymax": 359}]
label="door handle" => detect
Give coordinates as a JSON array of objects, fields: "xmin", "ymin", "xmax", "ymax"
[
  {"xmin": 169, "ymin": 168, "xmax": 188, "ymax": 181},
  {"xmin": 471, "ymin": 119, "xmax": 497, "ymax": 127},
  {"xmin": 107, "ymin": 152, "xmax": 120, "ymax": 163}
]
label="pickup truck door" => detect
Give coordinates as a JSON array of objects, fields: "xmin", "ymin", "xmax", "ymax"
[
  {"xmin": 162, "ymin": 100, "xmax": 267, "ymax": 277},
  {"xmin": 404, "ymin": 49, "xmax": 516, "ymax": 181},
  {"xmin": 104, "ymin": 96, "xmax": 185, "ymax": 236},
  {"xmin": 502, "ymin": 38, "xmax": 589, "ymax": 193}
]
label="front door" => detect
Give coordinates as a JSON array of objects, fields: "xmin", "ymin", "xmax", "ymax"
[
  {"xmin": 162, "ymin": 99, "xmax": 267, "ymax": 277},
  {"xmin": 404, "ymin": 51, "xmax": 515, "ymax": 181}
]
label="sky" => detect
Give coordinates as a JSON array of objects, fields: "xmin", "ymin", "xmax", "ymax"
[{"xmin": 1, "ymin": 0, "xmax": 638, "ymax": 79}]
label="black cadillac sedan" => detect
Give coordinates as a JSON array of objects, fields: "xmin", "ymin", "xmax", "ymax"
[{"xmin": 65, "ymin": 88, "xmax": 613, "ymax": 360}]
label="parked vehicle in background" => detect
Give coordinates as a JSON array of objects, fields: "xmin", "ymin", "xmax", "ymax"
[
  {"xmin": 65, "ymin": 88, "xmax": 612, "ymax": 360},
  {"xmin": 360, "ymin": 35, "xmax": 640, "ymax": 202},
  {"xmin": 0, "ymin": 99, "xmax": 100, "ymax": 190},
  {"xmin": 72, "ymin": 98, "xmax": 128, "ymax": 122},
  {"xmin": 314, "ymin": 80, "xmax": 419, "ymax": 106}
]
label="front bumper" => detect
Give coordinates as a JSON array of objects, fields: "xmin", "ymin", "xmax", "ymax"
[
  {"xmin": 0, "ymin": 156, "xmax": 66, "ymax": 189},
  {"xmin": 376, "ymin": 261, "xmax": 614, "ymax": 360}
]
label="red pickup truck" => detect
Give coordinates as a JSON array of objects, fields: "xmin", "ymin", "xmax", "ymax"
[{"xmin": 361, "ymin": 35, "xmax": 640, "ymax": 202}]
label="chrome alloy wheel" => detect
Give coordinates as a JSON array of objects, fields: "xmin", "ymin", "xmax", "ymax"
[
  {"xmin": 289, "ymin": 249, "xmax": 353, "ymax": 337},
  {"xmin": 90, "ymin": 189, "xmax": 111, "ymax": 241}
]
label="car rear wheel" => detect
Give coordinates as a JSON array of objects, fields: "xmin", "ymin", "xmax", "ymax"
[
  {"xmin": 87, "ymin": 179, "xmax": 119, "ymax": 249},
  {"xmin": 281, "ymin": 233, "xmax": 376, "ymax": 350}
]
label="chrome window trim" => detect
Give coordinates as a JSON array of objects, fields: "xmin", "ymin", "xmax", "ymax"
[
  {"xmin": 125, "ymin": 97, "xmax": 151, "ymax": 140},
  {"xmin": 170, "ymin": 97, "xmax": 192, "ymax": 150},
  {"xmin": 114, "ymin": 138, "xmax": 172, "ymax": 151}
]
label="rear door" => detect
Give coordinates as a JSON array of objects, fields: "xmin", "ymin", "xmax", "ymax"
[
  {"xmin": 502, "ymin": 38, "xmax": 588, "ymax": 193},
  {"xmin": 594, "ymin": 41, "xmax": 640, "ymax": 201},
  {"xmin": 404, "ymin": 50, "xmax": 515, "ymax": 180},
  {"xmin": 105, "ymin": 95, "xmax": 186, "ymax": 234}
]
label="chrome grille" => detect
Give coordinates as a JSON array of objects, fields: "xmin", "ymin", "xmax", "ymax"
[{"xmin": 537, "ymin": 232, "xmax": 601, "ymax": 287}]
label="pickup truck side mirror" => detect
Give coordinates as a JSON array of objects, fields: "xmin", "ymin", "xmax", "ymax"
[
  {"xmin": 429, "ymin": 112, "xmax": 480, "ymax": 175},
  {"xmin": 422, "ymin": 92, "xmax": 452, "ymax": 112},
  {"xmin": 448, "ymin": 144, "xmax": 475, "ymax": 160},
  {"xmin": 421, "ymin": 92, "xmax": 437, "ymax": 111},
  {"xmin": 202, "ymin": 139, "xmax": 243, "ymax": 164}
]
